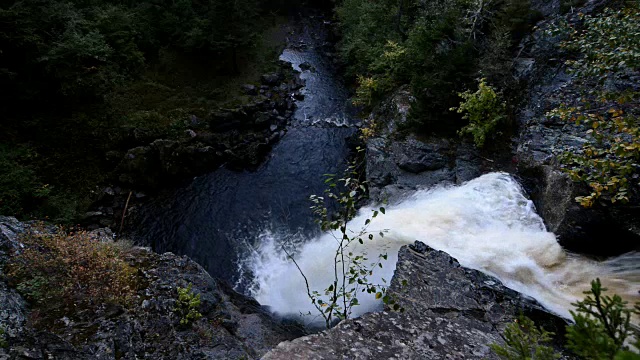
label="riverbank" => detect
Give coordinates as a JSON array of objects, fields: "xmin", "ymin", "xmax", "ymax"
[{"xmin": 127, "ymin": 11, "xmax": 357, "ymax": 285}]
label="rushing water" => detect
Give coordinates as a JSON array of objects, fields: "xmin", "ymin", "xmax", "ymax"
[{"xmin": 245, "ymin": 172, "xmax": 640, "ymax": 325}]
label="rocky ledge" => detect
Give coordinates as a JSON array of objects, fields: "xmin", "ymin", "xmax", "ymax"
[
  {"xmin": 116, "ymin": 63, "xmax": 304, "ymax": 191},
  {"xmin": 364, "ymin": 86, "xmax": 511, "ymax": 204},
  {"xmin": 263, "ymin": 243, "xmax": 568, "ymax": 360},
  {"xmin": 0, "ymin": 216, "xmax": 303, "ymax": 359}
]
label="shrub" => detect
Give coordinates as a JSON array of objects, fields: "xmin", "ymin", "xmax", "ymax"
[
  {"xmin": 336, "ymin": 0, "xmax": 538, "ymax": 131},
  {"xmin": 286, "ymin": 148, "xmax": 401, "ymax": 328},
  {"xmin": 174, "ymin": 284, "xmax": 203, "ymax": 327},
  {"xmin": 546, "ymin": 5, "xmax": 640, "ymax": 207},
  {"xmin": 0, "ymin": 145, "xmax": 50, "ymax": 217},
  {"xmin": 490, "ymin": 316, "xmax": 560, "ymax": 360},
  {"xmin": 5, "ymin": 226, "xmax": 138, "ymax": 328},
  {"xmin": 492, "ymin": 279, "xmax": 640, "ymax": 359},
  {"xmin": 451, "ymin": 78, "xmax": 506, "ymax": 147},
  {"xmin": 566, "ymin": 279, "xmax": 637, "ymax": 359}
]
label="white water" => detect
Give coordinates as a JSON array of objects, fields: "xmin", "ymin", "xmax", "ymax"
[{"xmin": 243, "ymin": 172, "xmax": 639, "ymax": 325}]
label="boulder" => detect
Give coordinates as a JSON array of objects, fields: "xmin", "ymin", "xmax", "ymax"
[
  {"xmin": 263, "ymin": 243, "xmax": 567, "ymax": 360},
  {"xmin": 261, "ymin": 73, "xmax": 282, "ymax": 86},
  {"xmin": 365, "ymin": 87, "xmax": 485, "ymax": 202},
  {"xmin": 241, "ymin": 84, "xmax": 258, "ymax": 95},
  {"xmin": 298, "ymin": 62, "xmax": 315, "ymax": 72}
]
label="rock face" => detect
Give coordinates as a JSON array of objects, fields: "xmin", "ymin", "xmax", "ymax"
[
  {"xmin": 0, "ymin": 217, "xmax": 29, "ymax": 345},
  {"xmin": 0, "ymin": 216, "xmax": 302, "ymax": 359},
  {"xmin": 365, "ymin": 87, "xmax": 500, "ymax": 203},
  {"xmin": 263, "ymin": 243, "xmax": 568, "ymax": 359},
  {"xmin": 514, "ymin": 0, "xmax": 640, "ymax": 255}
]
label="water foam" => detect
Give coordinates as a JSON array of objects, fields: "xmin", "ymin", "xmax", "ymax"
[{"xmin": 243, "ymin": 172, "xmax": 639, "ymax": 325}]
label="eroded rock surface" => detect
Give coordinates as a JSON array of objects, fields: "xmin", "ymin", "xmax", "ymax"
[{"xmin": 263, "ymin": 243, "xmax": 567, "ymax": 360}]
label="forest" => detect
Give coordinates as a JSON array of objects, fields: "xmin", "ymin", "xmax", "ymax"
[
  {"xmin": 0, "ymin": 0, "xmax": 302, "ymax": 219},
  {"xmin": 2, "ymin": 0, "xmax": 638, "ymax": 220}
]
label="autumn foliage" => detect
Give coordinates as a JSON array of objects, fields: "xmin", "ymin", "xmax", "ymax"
[{"xmin": 5, "ymin": 226, "xmax": 139, "ymax": 327}]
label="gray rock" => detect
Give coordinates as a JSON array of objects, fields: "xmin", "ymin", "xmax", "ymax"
[
  {"xmin": 263, "ymin": 244, "xmax": 567, "ymax": 360},
  {"xmin": 298, "ymin": 62, "xmax": 315, "ymax": 72},
  {"xmin": 514, "ymin": 58, "xmax": 536, "ymax": 80},
  {"xmin": 0, "ymin": 217, "xmax": 303, "ymax": 359},
  {"xmin": 261, "ymin": 73, "xmax": 282, "ymax": 86},
  {"xmin": 241, "ymin": 84, "xmax": 258, "ymax": 95},
  {"xmin": 365, "ymin": 88, "xmax": 483, "ymax": 202}
]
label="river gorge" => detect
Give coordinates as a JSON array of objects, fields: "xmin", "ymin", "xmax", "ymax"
[{"xmin": 131, "ymin": 13, "xmax": 639, "ymax": 329}]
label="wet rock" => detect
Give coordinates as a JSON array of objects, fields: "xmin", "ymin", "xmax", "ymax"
[
  {"xmin": 263, "ymin": 243, "xmax": 567, "ymax": 360},
  {"xmin": 261, "ymin": 73, "xmax": 282, "ymax": 86},
  {"xmin": 209, "ymin": 111, "xmax": 242, "ymax": 131},
  {"xmin": 365, "ymin": 88, "xmax": 483, "ymax": 202},
  {"xmin": 514, "ymin": 58, "xmax": 536, "ymax": 80},
  {"xmin": 255, "ymin": 112, "xmax": 271, "ymax": 125},
  {"xmin": 117, "ymin": 141, "xmax": 221, "ymax": 190},
  {"xmin": 298, "ymin": 62, "xmax": 315, "ymax": 72},
  {"xmin": 83, "ymin": 211, "xmax": 103, "ymax": 219},
  {"xmin": 396, "ymin": 139, "xmax": 449, "ymax": 173},
  {"xmin": 241, "ymin": 84, "xmax": 258, "ymax": 95}
]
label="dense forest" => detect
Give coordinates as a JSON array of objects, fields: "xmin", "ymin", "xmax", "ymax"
[
  {"xmin": 334, "ymin": 0, "xmax": 542, "ymax": 126},
  {"xmin": 0, "ymin": 0, "xmax": 306, "ymax": 220},
  {"xmin": 334, "ymin": 0, "xmax": 639, "ymax": 207},
  {"xmin": 1, "ymin": 0, "xmax": 638, "ymax": 220},
  {"xmin": 0, "ymin": 0, "xmax": 540, "ymax": 220}
]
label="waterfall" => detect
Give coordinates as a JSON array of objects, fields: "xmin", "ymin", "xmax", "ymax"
[{"xmin": 242, "ymin": 172, "xmax": 640, "ymax": 326}]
